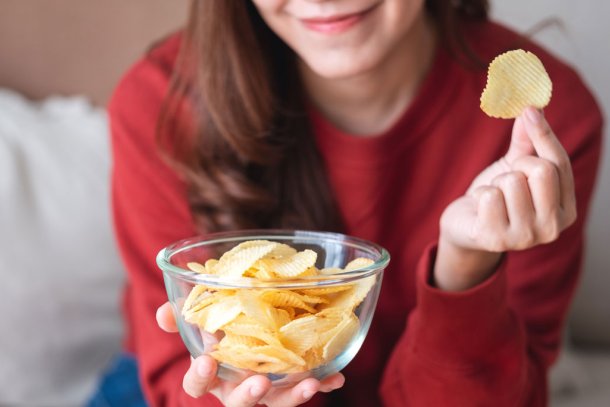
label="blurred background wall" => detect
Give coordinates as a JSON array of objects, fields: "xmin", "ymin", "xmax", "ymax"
[{"xmin": 0, "ymin": 0, "xmax": 189, "ymax": 105}]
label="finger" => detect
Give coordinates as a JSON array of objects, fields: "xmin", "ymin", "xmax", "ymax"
[
  {"xmin": 223, "ymin": 375, "xmax": 271, "ymax": 407},
  {"xmin": 491, "ymin": 171, "xmax": 535, "ymax": 230},
  {"xmin": 511, "ymin": 156, "xmax": 563, "ymax": 241},
  {"xmin": 265, "ymin": 378, "xmax": 321, "ymax": 407},
  {"xmin": 156, "ymin": 302, "xmax": 178, "ymax": 332},
  {"xmin": 472, "ymin": 186, "xmax": 509, "ymax": 227},
  {"xmin": 182, "ymin": 355, "xmax": 217, "ymax": 398},
  {"xmin": 319, "ymin": 373, "xmax": 345, "ymax": 393},
  {"xmin": 472, "ymin": 186, "xmax": 508, "ymax": 251},
  {"xmin": 522, "ymin": 107, "xmax": 575, "ymax": 209},
  {"xmin": 510, "ymin": 156, "xmax": 561, "ymax": 219},
  {"xmin": 504, "ymin": 114, "xmax": 535, "ymax": 163}
]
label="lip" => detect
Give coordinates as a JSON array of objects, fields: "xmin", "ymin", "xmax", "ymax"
[{"xmin": 299, "ymin": 3, "xmax": 379, "ymax": 34}]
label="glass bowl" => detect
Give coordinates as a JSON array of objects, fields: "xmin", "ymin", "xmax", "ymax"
[{"xmin": 157, "ymin": 229, "xmax": 390, "ymax": 387}]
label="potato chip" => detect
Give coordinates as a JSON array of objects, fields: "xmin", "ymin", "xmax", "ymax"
[
  {"xmin": 480, "ymin": 49, "xmax": 552, "ymax": 119},
  {"xmin": 269, "ymin": 307, "xmax": 292, "ymax": 328},
  {"xmin": 298, "ymin": 286, "xmax": 352, "ymax": 296},
  {"xmin": 215, "ymin": 240, "xmax": 279, "ymax": 277},
  {"xmin": 203, "ymin": 296, "xmax": 242, "ymax": 333},
  {"xmin": 344, "ymin": 257, "xmax": 374, "ymax": 271},
  {"xmin": 220, "ymin": 333, "xmax": 266, "ymax": 348},
  {"xmin": 214, "ymin": 344, "xmax": 306, "ymax": 373},
  {"xmin": 322, "ymin": 313, "xmax": 359, "ymax": 360},
  {"xmin": 260, "ymin": 290, "xmax": 317, "ymax": 313},
  {"xmin": 204, "ymin": 258, "xmax": 219, "ymax": 273},
  {"xmin": 297, "ymin": 266, "xmax": 319, "ymax": 277},
  {"xmin": 223, "ymin": 315, "xmax": 283, "ymax": 347},
  {"xmin": 183, "ymin": 290, "xmax": 235, "ymax": 322},
  {"xmin": 303, "ymin": 347, "xmax": 325, "ymax": 370},
  {"xmin": 236, "ymin": 290, "xmax": 277, "ymax": 330},
  {"xmin": 279, "ymin": 316, "xmax": 320, "ymax": 355},
  {"xmin": 211, "ymin": 344, "xmax": 293, "ymax": 373},
  {"xmin": 321, "ymin": 275, "xmax": 376, "ymax": 311},
  {"xmin": 182, "ymin": 284, "xmax": 209, "ymax": 312},
  {"xmin": 256, "ymin": 249, "xmax": 318, "ymax": 278},
  {"xmin": 254, "ymin": 345, "xmax": 306, "ymax": 368},
  {"xmin": 186, "ymin": 262, "xmax": 207, "ymax": 273},
  {"xmin": 179, "ymin": 240, "xmax": 380, "ymax": 374},
  {"xmin": 252, "ymin": 265, "xmax": 277, "ymax": 281},
  {"xmin": 319, "ymin": 267, "xmax": 343, "ymax": 275},
  {"xmin": 267, "ymin": 243, "xmax": 298, "ymax": 259}
]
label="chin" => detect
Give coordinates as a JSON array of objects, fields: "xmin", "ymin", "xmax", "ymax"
[{"xmin": 303, "ymin": 52, "xmax": 381, "ymax": 80}]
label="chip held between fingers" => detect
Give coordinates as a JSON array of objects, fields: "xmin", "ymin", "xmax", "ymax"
[{"xmin": 480, "ymin": 49, "xmax": 552, "ymax": 119}]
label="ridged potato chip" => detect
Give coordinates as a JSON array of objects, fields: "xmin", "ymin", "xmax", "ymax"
[
  {"xmin": 260, "ymin": 290, "xmax": 317, "ymax": 314},
  {"xmin": 322, "ymin": 313, "xmax": 360, "ymax": 360},
  {"xmin": 480, "ymin": 49, "xmax": 552, "ymax": 119},
  {"xmin": 344, "ymin": 257, "xmax": 374, "ymax": 271},
  {"xmin": 211, "ymin": 344, "xmax": 293, "ymax": 373},
  {"xmin": 186, "ymin": 262, "xmax": 206, "ymax": 273},
  {"xmin": 298, "ymin": 286, "xmax": 352, "ymax": 296},
  {"xmin": 320, "ymin": 275, "xmax": 376, "ymax": 311},
  {"xmin": 204, "ymin": 259, "xmax": 219, "ymax": 274},
  {"xmin": 215, "ymin": 240, "xmax": 279, "ymax": 277},
  {"xmin": 220, "ymin": 333, "xmax": 266, "ymax": 348},
  {"xmin": 202, "ymin": 296, "xmax": 243, "ymax": 333},
  {"xmin": 279, "ymin": 314, "xmax": 336, "ymax": 355},
  {"xmin": 223, "ymin": 315, "xmax": 283, "ymax": 347},
  {"xmin": 180, "ymin": 239, "xmax": 379, "ymax": 374},
  {"xmin": 256, "ymin": 249, "xmax": 317, "ymax": 278}
]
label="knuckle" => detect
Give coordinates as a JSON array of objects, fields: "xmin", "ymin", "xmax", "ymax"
[
  {"xmin": 521, "ymin": 227, "xmax": 537, "ymax": 248},
  {"xmin": 481, "ymin": 187, "xmax": 502, "ymax": 203},
  {"xmin": 493, "ymin": 172, "xmax": 526, "ymax": 192},
  {"xmin": 531, "ymin": 160, "xmax": 556, "ymax": 180},
  {"xmin": 543, "ymin": 223, "xmax": 561, "ymax": 243},
  {"xmin": 480, "ymin": 234, "xmax": 506, "ymax": 252}
]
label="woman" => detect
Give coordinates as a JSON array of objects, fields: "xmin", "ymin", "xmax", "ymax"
[{"xmin": 109, "ymin": 0, "xmax": 603, "ymax": 406}]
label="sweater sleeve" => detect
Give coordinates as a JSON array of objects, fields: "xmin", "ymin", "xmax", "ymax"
[
  {"xmin": 380, "ymin": 70, "xmax": 604, "ymax": 405},
  {"xmin": 109, "ymin": 56, "xmax": 222, "ymax": 407}
]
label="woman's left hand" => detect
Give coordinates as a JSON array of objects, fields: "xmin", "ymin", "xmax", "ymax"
[{"xmin": 435, "ymin": 107, "xmax": 577, "ymax": 292}]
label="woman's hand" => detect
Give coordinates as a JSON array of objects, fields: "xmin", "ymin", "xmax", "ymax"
[
  {"xmin": 435, "ymin": 107, "xmax": 577, "ymax": 291},
  {"xmin": 156, "ymin": 302, "xmax": 345, "ymax": 406}
]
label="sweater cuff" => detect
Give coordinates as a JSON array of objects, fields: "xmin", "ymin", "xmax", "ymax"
[{"xmin": 407, "ymin": 242, "xmax": 515, "ymax": 367}]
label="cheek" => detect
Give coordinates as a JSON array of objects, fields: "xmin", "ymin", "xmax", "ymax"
[
  {"xmin": 250, "ymin": 0, "xmax": 286, "ymax": 14},
  {"xmin": 250, "ymin": 0, "xmax": 291, "ymax": 37}
]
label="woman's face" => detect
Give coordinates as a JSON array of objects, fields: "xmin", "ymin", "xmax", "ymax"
[{"xmin": 251, "ymin": 0, "xmax": 427, "ymax": 79}]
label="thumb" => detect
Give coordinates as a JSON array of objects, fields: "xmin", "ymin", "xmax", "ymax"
[{"xmin": 504, "ymin": 111, "xmax": 536, "ymax": 164}]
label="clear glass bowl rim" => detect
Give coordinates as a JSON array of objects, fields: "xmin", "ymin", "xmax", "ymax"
[{"xmin": 157, "ymin": 229, "xmax": 390, "ymax": 289}]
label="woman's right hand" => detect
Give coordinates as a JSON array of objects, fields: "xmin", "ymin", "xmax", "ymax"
[{"xmin": 156, "ymin": 302, "xmax": 345, "ymax": 407}]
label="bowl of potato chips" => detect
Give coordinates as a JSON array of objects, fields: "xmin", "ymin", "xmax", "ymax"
[{"xmin": 157, "ymin": 229, "xmax": 390, "ymax": 386}]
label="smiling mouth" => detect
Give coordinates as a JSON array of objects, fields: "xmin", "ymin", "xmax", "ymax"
[{"xmin": 299, "ymin": 3, "xmax": 380, "ymax": 34}]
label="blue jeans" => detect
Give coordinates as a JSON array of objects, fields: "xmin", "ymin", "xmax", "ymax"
[{"xmin": 86, "ymin": 353, "xmax": 148, "ymax": 407}]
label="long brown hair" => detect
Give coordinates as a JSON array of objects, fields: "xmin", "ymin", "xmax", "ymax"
[{"xmin": 158, "ymin": 0, "xmax": 489, "ymax": 234}]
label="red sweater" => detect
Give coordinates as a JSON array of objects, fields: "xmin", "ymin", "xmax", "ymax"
[{"xmin": 109, "ymin": 21, "xmax": 603, "ymax": 407}]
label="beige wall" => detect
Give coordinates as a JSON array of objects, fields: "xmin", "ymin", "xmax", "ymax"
[
  {"xmin": 493, "ymin": 1, "xmax": 610, "ymax": 345},
  {"xmin": 0, "ymin": 0, "xmax": 189, "ymax": 105}
]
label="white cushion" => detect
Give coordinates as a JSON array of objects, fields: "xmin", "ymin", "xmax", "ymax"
[{"xmin": 0, "ymin": 89, "xmax": 124, "ymax": 406}]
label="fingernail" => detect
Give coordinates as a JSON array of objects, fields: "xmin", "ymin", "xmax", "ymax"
[
  {"xmin": 197, "ymin": 359, "xmax": 212, "ymax": 377},
  {"xmin": 525, "ymin": 107, "xmax": 540, "ymax": 124},
  {"xmin": 302, "ymin": 390, "xmax": 315, "ymax": 400},
  {"xmin": 250, "ymin": 386, "xmax": 265, "ymax": 398}
]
